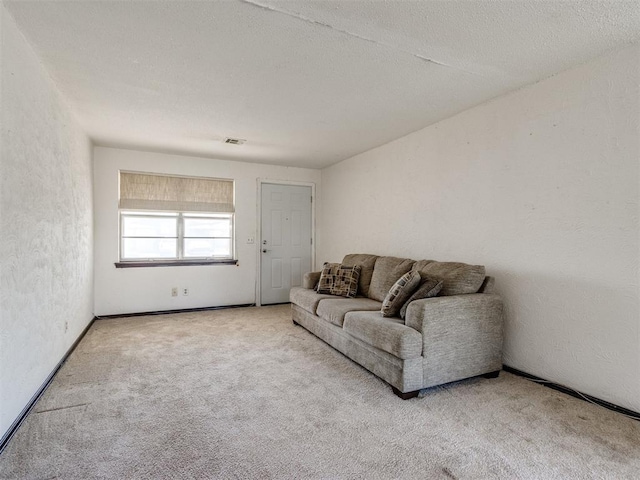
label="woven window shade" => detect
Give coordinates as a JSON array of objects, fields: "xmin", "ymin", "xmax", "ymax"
[{"xmin": 119, "ymin": 172, "xmax": 234, "ymax": 213}]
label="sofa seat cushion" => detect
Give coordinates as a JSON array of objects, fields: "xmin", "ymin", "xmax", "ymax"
[
  {"xmin": 368, "ymin": 256, "xmax": 416, "ymax": 302},
  {"xmin": 412, "ymin": 260, "xmax": 485, "ymax": 296},
  {"xmin": 290, "ymin": 287, "xmax": 336, "ymax": 315},
  {"xmin": 343, "ymin": 311, "xmax": 423, "ymax": 360},
  {"xmin": 316, "ymin": 298, "xmax": 382, "ymax": 327}
]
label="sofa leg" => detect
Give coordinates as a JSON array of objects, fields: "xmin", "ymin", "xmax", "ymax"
[
  {"xmin": 392, "ymin": 387, "xmax": 420, "ymax": 400},
  {"xmin": 483, "ymin": 370, "xmax": 500, "ymax": 379}
]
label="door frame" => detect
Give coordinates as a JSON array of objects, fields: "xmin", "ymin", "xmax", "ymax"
[{"xmin": 256, "ymin": 179, "xmax": 316, "ymax": 307}]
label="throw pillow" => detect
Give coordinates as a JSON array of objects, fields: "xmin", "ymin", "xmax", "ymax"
[
  {"xmin": 316, "ymin": 263, "xmax": 361, "ymax": 298},
  {"xmin": 316, "ymin": 263, "xmax": 341, "ymax": 294},
  {"xmin": 330, "ymin": 265, "xmax": 361, "ymax": 298},
  {"xmin": 368, "ymin": 257, "xmax": 415, "ymax": 302},
  {"xmin": 399, "ymin": 275, "xmax": 443, "ymax": 319},
  {"xmin": 381, "ymin": 270, "xmax": 421, "ymax": 317}
]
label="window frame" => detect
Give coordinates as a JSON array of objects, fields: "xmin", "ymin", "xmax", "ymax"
[{"xmin": 117, "ymin": 210, "xmax": 236, "ymax": 267}]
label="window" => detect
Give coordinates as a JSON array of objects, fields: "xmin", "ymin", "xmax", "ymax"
[{"xmin": 117, "ymin": 172, "xmax": 235, "ymax": 266}]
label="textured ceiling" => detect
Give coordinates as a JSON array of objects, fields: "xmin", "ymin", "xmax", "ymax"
[{"xmin": 5, "ymin": 0, "xmax": 640, "ymax": 168}]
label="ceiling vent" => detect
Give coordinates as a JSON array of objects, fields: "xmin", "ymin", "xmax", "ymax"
[{"xmin": 224, "ymin": 137, "xmax": 246, "ymax": 145}]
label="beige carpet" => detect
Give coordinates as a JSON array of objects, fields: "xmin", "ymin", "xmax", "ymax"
[{"xmin": 1, "ymin": 305, "xmax": 638, "ymax": 479}]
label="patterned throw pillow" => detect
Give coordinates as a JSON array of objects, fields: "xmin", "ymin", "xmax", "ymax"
[
  {"xmin": 399, "ymin": 275, "xmax": 443, "ymax": 319},
  {"xmin": 381, "ymin": 270, "xmax": 421, "ymax": 317},
  {"xmin": 331, "ymin": 265, "xmax": 361, "ymax": 298},
  {"xmin": 317, "ymin": 263, "xmax": 341, "ymax": 294},
  {"xmin": 316, "ymin": 263, "xmax": 361, "ymax": 298}
]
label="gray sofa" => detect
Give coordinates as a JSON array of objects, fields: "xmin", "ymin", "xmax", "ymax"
[{"xmin": 289, "ymin": 254, "xmax": 504, "ymax": 399}]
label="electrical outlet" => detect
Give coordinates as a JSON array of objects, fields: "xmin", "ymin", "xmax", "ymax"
[
  {"xmin": 247, "ymin": 236, "xmax": 255, "ymax": 244},
  {"xmin": 64, "ymin": 321, "xmax": 68, "ymax": 333},
  {"xmin": 182, "ymin": 287, "xmax": 189, "ymax": 296},
  {"xmin": 171, "ymin": 287, "xmax": 178, "ymax": 297}
]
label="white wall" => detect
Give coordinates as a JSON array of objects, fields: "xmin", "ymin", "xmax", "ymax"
[
  {"xmin": 320, "ymin": 44, "xmax": 640, "ymax": 412},
  {"xmin": 0, "ymin": 6, "xmax": 94, "ymax": 439},
  {"xmin": 94, "ymin": 147, "xmax": 321, "ymax": 316}
]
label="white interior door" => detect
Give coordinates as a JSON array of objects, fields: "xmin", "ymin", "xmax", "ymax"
[{"xmin": 261, "ymin": 183, "xmax": 312, "ymax": 305}]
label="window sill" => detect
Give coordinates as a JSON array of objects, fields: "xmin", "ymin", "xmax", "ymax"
[{"xmin": 115, "ymin": 259, "xmax": 238, "ymax": 268}]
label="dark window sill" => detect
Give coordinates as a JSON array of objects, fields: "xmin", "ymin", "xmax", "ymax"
[{"xmin": 115, "ymin": 259, "xmax": 238, "ymax": 268}]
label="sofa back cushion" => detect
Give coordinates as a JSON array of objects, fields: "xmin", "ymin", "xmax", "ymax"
[
  {"xmin": 368, "ymin": 256, "xmax": 415, "ymax": 302},
  {"xmin": 412, "ymin": 260, "xmax": 485, "ymax": 296},
  {"xmin": 342, "ymin": 254, "xmax": 379, "ymax": 297},
  {"xmin": 478, "ymin": 276, "xmax": 496, "ymax": 294}
]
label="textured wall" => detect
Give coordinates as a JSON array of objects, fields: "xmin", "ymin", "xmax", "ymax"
[
  {"xmin": 93, "ymin": 147, "xmax": 321, "ymax": 316},
  {"xmin": 0, "ymin": 7, "xmax": 94, "ymax": 438},
  {"xmin": 319, "ymin": 44, "xmax": 640, "ymax": 412}
]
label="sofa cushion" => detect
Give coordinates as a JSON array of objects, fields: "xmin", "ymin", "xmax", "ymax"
[
  {"xmin": 316, "ymin": 263, "xmax": 361, "ymax": 298},
  {"xmin": 342, "ymin": 254, "xmax": 379, "ymax": 297},
  {"xmin": 399, "ymin": 275, "xmax": 443, "ymax": 319},
  {"xmin": 368, "ymin": 256, "xmax": 415, "ymax": 302},
  {"xmin": 316, "ymin": 298, "xmax": 383, "ymax": 327},
  {"xmin": 331, "ymin": 265, "xmax": 361, "ymax": 297},
  {"xmin": 412, "ymin": 260, "xmax": 485, "ymax": 296},
  {"xmin": 343, "ymin": 311, "xmax": 423, "ymax": 359},
  {"xmin": 316, "ymin": 263, "xmax": 341, "ymax": 294},
  {"xmin": 289, "ymin": 287, "xmax": 335, "ymax": 315},
  {"xmin": 381, "ymin": 270, "xmax": 421, "ymax": 318},
  {"xmin": 478, "ymin": 276, "xmax": 496, "ymax": 294}
]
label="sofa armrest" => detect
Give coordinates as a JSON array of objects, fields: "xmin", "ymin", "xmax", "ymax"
[
  {"xmin": 303, "ymin": 271, "xmax": 322, "ymax": 289},
  {"xmin": 405, "ymin": 294, "xmax": 504, "ymax": 386}
]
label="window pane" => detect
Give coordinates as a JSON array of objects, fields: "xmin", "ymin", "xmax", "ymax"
[
  {"xmin": 184, "ymin": 238, "xmax": 232, "ymax": 258},
  {"xmin": 123, "ymin": 216, "xmax": 177, "ymax": 237},
  {"xmin": 122, "ymin": 238, "xmax": 177, "ymax": 259},
  {"xmin": 184, "ymin": 217, "xmax": 231, "ymax": 238}
]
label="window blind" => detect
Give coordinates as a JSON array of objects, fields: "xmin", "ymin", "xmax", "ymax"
[{"xmin": 119, "ymin": 172, "xmax": 234, "ymax": 213}]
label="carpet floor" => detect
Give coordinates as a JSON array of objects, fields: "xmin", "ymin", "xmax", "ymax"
[{"xmin": 0, "ymin": 304, "xmax": 639, "ymax": 479}]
